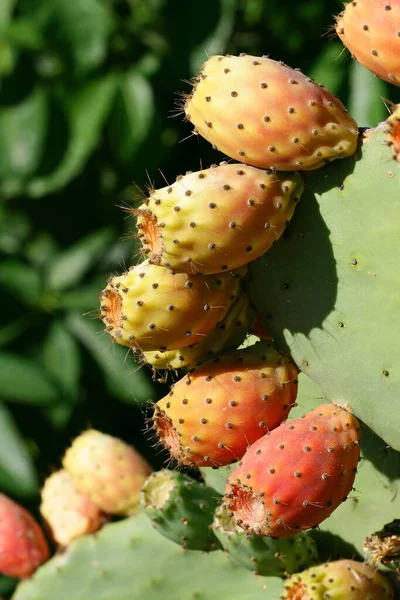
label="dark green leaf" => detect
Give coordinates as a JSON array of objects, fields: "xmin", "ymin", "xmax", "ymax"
[
  {"xmin": 67, "ymin": 312, "xmax": 156, "ymax": 404},
  {"xmin": 46, "ymin": 228, "xmax": 114, "ymax": 291},
  {"xmin": 60, "ymin": 276, "xmax": 109, "ymax": 312},
  {"xmin": 0, "ymin": 400, "xmax": 38, "ymax": 497},
  {"xmin": 27, "ymin": 75, "xmax": 117, "ymax": 197},
  {"xmin": 0, "ymin": 260, "xmax": 41, "ymax": 306},
  {"xmin": 25, "ymin": 232, "xmax": 59, "ymax": 268},
  {"xmin": 0, "ymin": 86, "xmax": 48, "ymax": 181},
  {"xmin": 348, "ymin": 62, "xmax": 388, "ymax": 127},
  {"xmin": 0, "ymin": 208, "xmax": 31, "ymax": 255},
  {"xmin": 0, "ymin": 0, "xmax": 16, "ymax": 25},
  {"xmin": 43, "ymin": 320, "xmax": 80, "ymax": 398},
  {"xmin": 0, "ymin": 316, "xmax": 33, "ymax": 348},
  {"xmin": 0, "ymin": 352, "xmax": 58, "ymax": 405},
  {"xmin": 0, "ymin": 575, "xmax": 17, "ymax": 597},
  {"xmin": 309, "ymin": 42, "xmax": 347, "ymax": 93}
]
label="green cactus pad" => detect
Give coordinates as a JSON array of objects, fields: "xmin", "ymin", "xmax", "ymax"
[
  {"xmin": 12, "ymin": 512, "xmax": 283, "ymax": 600},
  {"xmin": 212, "ymin": 503, "xmax": 318, "ymax": 577},
  {"xmin": 140, "ymin": 469, "xmax": 221, "ymax": 551},
  {"xmin": 248, "ymin": 124, "xmax": 400, "ymax": 449}
]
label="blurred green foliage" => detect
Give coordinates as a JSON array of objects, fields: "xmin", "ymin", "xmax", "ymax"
[{"xmin": 0, "ymin": 1, "xmax": 399, "ymax": 592}]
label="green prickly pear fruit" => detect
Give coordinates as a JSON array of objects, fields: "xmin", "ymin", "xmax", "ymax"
[
  {"xmin": 99, "ymin": 260, "xmax": 246, "ymax": 352},
  {"xmin": 183, "ymin": 54, "xmax": 358, "ymax": 171},
  {"xmin": 135, "ymin": 163, "xmax": 303, "ymax": 274},
  {"xmin": 140, "ymin": 292, "xmax": 255, "ymax": 371},
  {"xmin": 153, "ymin": 341, "xmax": 298, "ymax": 467},
  {"xmin": 40, "ymin": 470, "xmax": 104, "ymax": 547},
  {"xmin": 63, "ymin": 429, "xmax": 153, "ymax": 516},
  {"xmin": 224, "ymin": 404, "xmax": 361, "ymax": 538},
  {"xmin": 0, "ymin": 494, "xmax": 49, "ymax": 579},
  {"xmin": 139, "ymin": 469, "xmax": 221, "ymax": 551},
  {"xmin": 335, "ymin": 0, "xmax": 400, "ymax": 86},
  {"xmin": 281, "ymin": 559, "xmax": 394, "ymax": 599},
  {"xmin": 212, "ymin": 503, "xmax": 318, "ymax": 577}
]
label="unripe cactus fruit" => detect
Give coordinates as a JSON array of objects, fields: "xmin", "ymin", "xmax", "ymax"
[
  {"xmin": 212, "ymin": 503, "xmax": 318, "ymax": 577},
  {"xmin": 135, "ymin": 163, "xmax": 304, "ymax": 274},
  {"xmin": 281, "ymin": 559, "xmax": 394, "ymax": 599},
  {"xmin": 153, "ymin": 341, "xmax": 298, "ymax": 467},
  {"xmin": 184, "ymin": 54, "xmax": 358, "ymax": 171},
  {"xmin": 40, "ymin": 470, "xmax": 103, "ymax": 546},
  {"xmin": 99, "ymin": 260, "xmax": 245, "ymax": 352},
  {"xmin": 0, "ymin": 494, "xmax": 49, "ymax": 579},
  {"xmin": 140, "ymin": 469, "xmax": 221, "ymax": 551},
  {"xmin": 335, "ymin": 0, "xmax": 400, "ymax": 87},
  {"xmin": 63, "ymin": 429, "xmax": 153, "ymax": 516},
  {"xmin": 140, "ymin": 292, "xmax": 255, "ymax": 371},
  {"xmin": 224, "ymin": 404, "xmax": 361, "ymax": 538}
]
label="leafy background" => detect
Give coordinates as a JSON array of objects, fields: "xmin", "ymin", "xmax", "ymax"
[{"xmin": 0, "ymin": 0, "xmax": 399, "ymax": 594}]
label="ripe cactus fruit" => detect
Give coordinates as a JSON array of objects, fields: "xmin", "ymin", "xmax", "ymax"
[
  {"xmin": 140, "ymin": 469, "xmax": 221, "ymax": 551},
  {"xmin": 153, "ymin": 341, "xmax": 298, "ymax": 467},
  {"xmin": 140, "ymin": 292, "xmax": 255, "ymax": 371},
  {"xmin": 99, "ymin": 260, "xmax": 245, "ymax": 352},
  {"xmin": 135, "ymin": 163, "xmax": 304, "ymax": 274},
  {"xmin": 0, "ymin": 494, "xmax": 49, "ymax": 579},
  {"xmin": 385, "ymin": 104, "xmax": 400, "ymax": 162},
  {"xmin": 63, "ymin": 429, "xmax": 153, "ymax": 516},
  {"xmin": 40, "ymin": 470, "xmax": 103, "ymax": 547},
  {"xmin": 335, "ymin": 0, "xmax": 400, "ymax": 87},
  {"xmin": 183, "ymin": 54, "xmax": 358, "ymax": 171},
  {"xmin": 224, "ymin": 404, "xmax": 361, "ymax": 538},
  {"xmin": 281, "ymin": 559, "xmax": 394, "ymax": 599},
  {"xmin": 212, "ymin": 503, "xmax": 318, "ymax": 577}
]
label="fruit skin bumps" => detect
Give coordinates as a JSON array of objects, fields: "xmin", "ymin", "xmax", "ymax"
[
  {"xmin": 336, "ymin": 0, "xmax": 400, "ymax": 87},
  {"xmin": 153, "ymin": 341, "xmax": 298, "ymax": 467},
  {"xmin": 184, "ymin": 54, "xmax": 358, "ymax": 171},
  {"xmin": 224, "ymin": 404, "xmax": 360, "ymax": 538},
  {"xmin": 135, "ymin": 163, "xmax": 304, "ymax": 274},
  {"xmin": 0, "ymin": 494, "xmax": 49, "ymax": 579}
]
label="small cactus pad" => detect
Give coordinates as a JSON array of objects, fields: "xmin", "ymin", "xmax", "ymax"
[
  {"xmin": 135, "ymin": 163, "xmax": 303, "ymax": 274},
  {"xmin": 40, "ymin": 470, "xmax": 103, "ymax": 547},
  {"xmin": 184, "ymin": 54, "xmax": 358, "ymax": 171},
  {"xmin": 99, "ymin": 260, "xmax": 245, "ymax": 352},
  {"xmin": 212, "ymin": 503, "xmax": 318, "ymax": 577},
  {"xmin": 248, "ymin": 124, "xmax": 400, "ymax": 449},
  {"xmin": 140, "ymin": 292, "xmax": 255, "ymax": 371},
  {"xmin": 336, "ymin": 0, "xmax": 400, "ymax": 86},
  {"xmin": 140, "ymin": 469, "xmax": 221, "ymax": 551},
  {"xmin": 224, "ymin": 404, "xmax": 360, "ymax": 538},
  {"xmin": 12, "ymin": 512, "xmax": 284, "ymax": 600},
  {"xmin": 153, "ymin": 341, "xmax": 299, "ymax": 467},
  {"xmin": 63, "ymin": 429, "xmax": 153, "ymax": 516},
  {"xmin": 281, "ymin": 559, "xmax": 394, "ymax": 599}
]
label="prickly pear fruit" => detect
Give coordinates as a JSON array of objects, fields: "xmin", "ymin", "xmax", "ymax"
[
  {"xmin": 212, "ymin": 503, "xmax": 318, "ymax": 577},
  {"xmin": 153, "ymin": 341, "xmax": 298, "ymax": 467},
  {"xmin": 184, "ymin": 54, "xmax": 358, "ymax": 171},
  {"xmin": 336, "ymin": 0, "xmax": 400, "ymax": 87},
  {"xmin": 135, "ymin": 163, "xmax": 303, "ymax": 274},
  {"xmin": 281, "ymin": 559, "xmax": 394, "ymax": 599},
  {"xmin": 99, "ymin": 260, "xmax": 245, "ymax": 352},
  {"xmin": 40, "ymin": 470, "xmax": 103, "ymax": 546},
  {"xmin": 140, "ymin": 292, "xmax": 255, "ymax": 371},
  {"xmin": 0, "ymin": 494, "xmax": 49, "ymax": 579},
  {"xmin": 140, "ymin": 469, "xmax": 221, "ymax": 551},
  {"xmin": 224, "ymin": 404, "xmax": 360, "ymax": 538},
  {"xmin": 385, "ymin": 104, "xmax": 400, "ymax": 162},
  {"xmin": 63, "ymin": 429, "xmax": 153, "ymax": 516},
  {"xmin": 363, "ymin": 520, "xmax": 400, "ymax": 573}
]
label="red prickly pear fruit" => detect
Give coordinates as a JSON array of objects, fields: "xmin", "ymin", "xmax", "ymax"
[
  {"xmin": 99, "ymin": 260, "xmax": 246, "ymax": 352},
  {"xmin": 385, "ymin": 104, "xmax": 400, "ymax": 162},
  {"xmin": 40, "ymin": 470, "xmax": 103, "ymax": 546},
  {"xmin": 282, "ymin": 559, "xmax": 394, "ymax": 600},
  {"xmin": 153, "ymin": 341, "xmax": 299, "ymax": 467},
  {"xmin": 62, "ymin": 430, "xmax": 153, "ymax": 516},
  {"xmin": 224, "ymin": 404, "xmax": 361, "ymax": 538},
  {"xmin": 335, "ymin": 0, "xmax": 400, "ymax": 87},
  {"xmin": 0, "ymin": 494, "xmax": 49, "ymax": 579},
  {"xmin": 135, "ymin": 163, "xmax": 303, "ymax": 274},
  {"xmin": 183, "ymin": 54, "xmax": 358, "ymax": 171}
]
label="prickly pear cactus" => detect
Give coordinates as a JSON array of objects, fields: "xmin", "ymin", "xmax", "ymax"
[{"xmin": 248, "ymin": 124, "xmax": 400, "ymax": 449}]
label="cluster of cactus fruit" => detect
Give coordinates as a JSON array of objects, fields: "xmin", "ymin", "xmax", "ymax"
[{"xmin": 2, "ymin": 2, "xmax": 400, "ymax": 599}]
